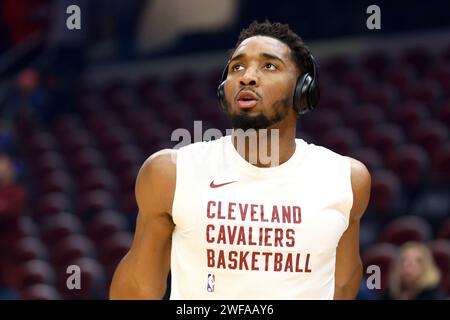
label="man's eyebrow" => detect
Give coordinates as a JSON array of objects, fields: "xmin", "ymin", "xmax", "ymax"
[
  {"xmin": 260, "ymin": 53, "xmax": 286, "ymax": 65},
  {"xmin": 229, "ymin": 53, "xmax": 245, "ymax": 63},
  {"xmin": 229, "ymin": 52, "xmax": 286, "ymax": 65}
]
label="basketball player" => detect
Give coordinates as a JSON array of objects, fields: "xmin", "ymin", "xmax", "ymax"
[{"xmin": 110, "ymin": 21, "xmax": 371, "ymax": 300}]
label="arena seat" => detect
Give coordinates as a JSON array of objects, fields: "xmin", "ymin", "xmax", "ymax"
[
  {"xmin": 16, "ymin": 259, "xmax": 56, "ymax": 290},
  {"xmin": 428, "ymin": 239, "xmax": 450, "ymax": 293},
  {"xmin": 379, "ymin": 216, "xmax": 432, "ymax": 246},
  {"xmin": 369, "ymin": 170, "xmax": 404, "ymax": 217},
  {"xmin": 58, "ymin": 257, "xmax": 107, "ymax": 299},
  {"xmin": 87, "ymin": 210, "xmax": 129, "ymax": 243},
  {"xmin": 349, "ymin": 147, "xmax": 384, "ymax": 173},
  {"xmin": 362, "ymin": 243, "xmax": 398, "ymax": 294},
  {"xmin": 20, "ymin": 284, "xmax": 61, "ymax": 300},
  {"xmin": 40, "ymin": 212, "xmax": 82, "ymax": 246},
  {"xmin": 385, "ymin": 144, "xmax": 429, "ymax": 191}
]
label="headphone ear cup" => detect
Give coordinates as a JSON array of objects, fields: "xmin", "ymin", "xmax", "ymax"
[
  {"xmin": 217, "ymin": 64, "xmax": 229, "ymax": 112},
  {"xmin": 217, "ymin": 81, "xmax": 227, "ymax": 112},
  {"xmin": 293, "ymin": 74, "xmax": 312, "ymax": 115},
  {"xmin": 307, "ymin": 78, "xmax": 320, "ymax": 110}
]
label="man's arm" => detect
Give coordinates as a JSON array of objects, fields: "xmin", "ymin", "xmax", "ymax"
[
  {"xmin": 109, "ymin": 149, "xmax": 177, "ymax": 299},
  {"xmin": 334, "ymin": 158, "xmax": 371, "ymax": 300}
]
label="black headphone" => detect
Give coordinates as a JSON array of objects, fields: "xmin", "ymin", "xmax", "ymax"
[{"xmin": 217, "ymin": 53, "xmax": 320, "ymax": 115}]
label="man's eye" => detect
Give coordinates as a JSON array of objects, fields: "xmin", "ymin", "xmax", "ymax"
[
  {"xmin": 264, "ymin": 63, "xmax": 277, "ymax": 70},
  {"xmin": 231, "ymin": 64, "xmax": 243, "ymax": 72}
]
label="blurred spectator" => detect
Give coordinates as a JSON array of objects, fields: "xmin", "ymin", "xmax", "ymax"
[
  {"xmin": 0, "ymin": 153, "xmax": 26, "ymax": 299},
  {"xmin": 386, "ymin": 242, "xmax": 446, "ymax": 300},
  {"xmin": 1, "ymin": 68, "xmax": 51, "ymax": 126},
  {"xmin": 0, "ymin": 153, "xmax": 25, "ymax": 220}
]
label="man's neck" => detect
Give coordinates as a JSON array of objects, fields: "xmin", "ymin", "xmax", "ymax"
[{"xmin": 231, "ymin": 124, "xmax": 296, "ymax": 168}]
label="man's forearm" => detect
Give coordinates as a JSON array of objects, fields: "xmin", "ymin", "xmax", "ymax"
[
  {"xmin": 334, "ymin": 264, "xmax": 363, "ymax": 300},
  {"xmin": 109, "ymin": 257, "xmax": 167, "ymax": 300}
]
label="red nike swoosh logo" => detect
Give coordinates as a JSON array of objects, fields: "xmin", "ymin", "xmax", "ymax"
[{"xmin": 210, "ymin": 180, "xmax": 237, "ymax": 188}]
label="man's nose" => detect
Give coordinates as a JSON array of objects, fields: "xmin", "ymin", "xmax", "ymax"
[{"xmin": 239, "ymin": 68, "xmax": 259, "ymax": 87}]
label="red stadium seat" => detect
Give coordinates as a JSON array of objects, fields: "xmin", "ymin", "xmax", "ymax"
[
  {"xmin": 58, "ymin": 257, "xmax": 107, "ymax": 299},
  {"xmin": 392, "ymin": 100, "xmax": 430, "ymax": 139},
  {"xmin": 321, "ymin": 127, "xmax": 361, "ymax": 155},
  {"xmin": 77, "ymin": 190, "xmax": 116, "ymax": 219},
  {"xmin": 349, "ymin": 147, "xmax": 384, "ymax": 173},
  {"xmin": 136, "ymin": 74, "xmax": 162, "ymax": 98},
  {"xmin": 51, "ymin": 234, "xmax": 97, "ymax": 267},
  {"xmin": 411, "ymin": 120, "xmax": 448, "ymax": 159},
  {"xmin": 119, "ymin": 191, "xmax": 138, "ymax": 217},
  {"xmin": 68, "ymin": 147, "xmax": 104, "ymax": 176},
  {"xmin": 438, "ymin": 218, "xmax": 450, "ymax": 241},
  {"xmin": 385, "ymin": 144, "xmax": 429, "ymax": 190},
  {"xmin": 86, "ymin": 110, "xmax": 120, "ymax": 136},
  {"xmin": 347, "ymin": 104, "xmax": 385, "ymax": 134},
  {"xmin": 78, "ymin": 90, "xmax": 105, "ymax": 114},
  {"xmin": 140, "ymin": 86, "xmax": 172, "ymax": 110},
  {"xmin": 14, "ymin": 237, "xmax": 49, "ymax": 264},
  {"xmin": 360, "ymin": 84, "xmax": 398, "ymax": 111},
  {"xmin": 110, "ymin": 145, "xmax": 142, "ymax": 172},
  {"xmin": 123, "ymin": 109, "xmax": 158, "ymax": 131},
  {"xmin": 302, "ymin": 109, "xmax": 343, "ymax": 135},
  {"xmin": 321, "ymin": 55, "xmax": 351, "ymax": 81},
  {"xmin": 34, "ymin": 193, "xmax": 72, "ymax": 222},
  {"xmin": 401, "ymin": 46, "xmax": 432, "ymax": 74},
  {"xmin": 29, "ymin": 133, "xmax": 57, "ymax": 155},
  {"xmin": 98, "ymin": 232, "xmax": 133, "ymax": 275},
  {"xmin": 96, "ymin": 126, "xmax": 131, "ymax": 152},
  {"xmin": 52, "ymin": 114, "xmax": 82, "ymax": 137},
  {"xmin": 20, "ymin": 284, "xmax": 61, "ymax": 300},
  {"xmin": 429, "ymin": 61, "xmax": 450, "ymax": 88},
  {"xmin": 34, "ymin": 151, "xmax": 66, "ymax": 178},
  {"xmin": 437, "ymin": 100, "xmax": 450, "ymax": 128},
  {"xmin": 40, "ymin": 212, "xmax": 82, "ymax": 246},
  {"xmin": 318, "ymin": 86, "xmax": 355, "ymax": 113},
  {"xmin": 379, "ymin": 216, "xmax": 432, "ymax": 246},
  {"xmin": 38, "ymin": 170, "xmax": 74, "ymax": 196},
  {"xmin": 369, "ymin": 170, "xmax": 404, "ymax": 217},
  {"xmin": 343, "ymin": 68, "xmax": 374, "ymax": 99},
  {"xmin": 429, "ymin": 239, "xmax": 450, "ymax": 292},
  {"xmin": 359, "ymin": 50, "xmax": 392, "ymax": 78},
  {"xmin": 61, "ymin": 129, "xmax": 95, "ymax": 154},
  {"xmin": 362, "ymin": 243, "xmax": 398, "ymax": 293},
  {"xmin": 79, "ymin": 169, "xmax": 118, "ymax": 194},
  {"xmin": 365, "ymin": 124, "xmax": 406, "ymax": 160},
  {"xmin": 384, "ymin": 64, "xmax": 416, "ymax": 94},
  {"xmin": 403, "ymin": 79, "xmax": 442, "ymax": 105},
  {"xmin": 16, "ymin": 259, "xmax": 56, "ymax": 290},
  {"xmin": 411, "ymin": 190, "xmax": 450, "ymax": 229},
  {"xmin": 117, "ymin": 165, "xmax": 140, "ymax": 193},
  {"xmin": 87, "ymin": 210, "xmax": 128, "ymax": 243},
  {"xmin": 430, "ymin": 142, "xmax": 450, "ymax": 185}
]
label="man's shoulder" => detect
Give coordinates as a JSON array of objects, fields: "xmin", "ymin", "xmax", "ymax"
[
  {"xmin": 137, "ymin": 149, "xmax": 177, "ymax": 186},
  {"xmin": 345, "ymin": 157, "xmax": 371, "ymax": 221},
  {"xmin": 300, "ymin": 139, "xmax": 348, "ymax": 166},
  {"xmin": 346, "ymin": 157, "xmax": 371, "ymax": 188}
]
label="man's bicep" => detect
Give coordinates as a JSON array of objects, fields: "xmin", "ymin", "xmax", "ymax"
[
  {"xmin": 125, "ymin": 209, "xmax": 173, "ymax": 286},
  {"xmin": 129, "ymin": 150, "xmax": 176, "ymax": 288},
  {"xmin": 110, "ymin": 150, "xmax": 176, "ymax": 299},
  {"xmin": 334, "ymin": 158, "xmax": 371, "ymax": 299},
  {"xmin": 335, "ymin": 219, "xmax": 362, "ymax": 276}
]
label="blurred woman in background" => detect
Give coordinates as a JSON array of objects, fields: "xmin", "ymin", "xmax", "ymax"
[{"xmin": 387, "ymin": 242, "xmax": 445, "ymax": 300}]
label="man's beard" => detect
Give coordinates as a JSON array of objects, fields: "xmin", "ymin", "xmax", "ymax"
[{"xmin": 226, "ymin": 98, "xmax": 291, "ymax": 131}]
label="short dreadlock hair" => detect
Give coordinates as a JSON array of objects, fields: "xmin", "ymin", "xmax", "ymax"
[{"xmin": 230, "ymin": 20, "xmax": 312, "ymax": 77}]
